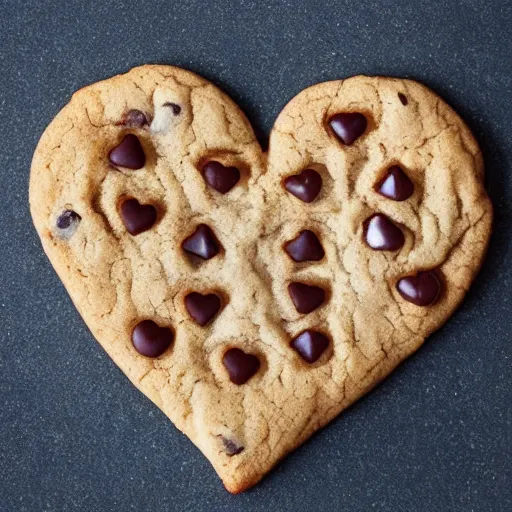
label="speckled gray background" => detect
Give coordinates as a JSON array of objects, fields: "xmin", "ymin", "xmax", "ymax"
[{"xmin": 1, "ymin": 0, "xmax": 511, "ymax": 510}]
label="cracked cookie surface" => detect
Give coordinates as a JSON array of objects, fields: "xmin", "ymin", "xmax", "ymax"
[{"xmin": 30, "ymin": 65, "xmax": 492, "ymax": 493}]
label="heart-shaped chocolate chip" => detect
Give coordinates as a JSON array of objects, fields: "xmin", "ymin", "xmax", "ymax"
[
  {"xmin": 182, "ymin": 224, "xmax": 220, "ymax": 260},
  {"xmin": 329, "ymin": 113, "xmax": 367, "ymax": 145},
  {"xmin": 120, "ymin": 198, "xmax": 157, "ymax": 236},
  {"xmin": 185, "ymin": 292, "xmax": 221, "ymax": 326},
  {"xmin": 31, "ymin": 66, "xmax": 492, "ymax": 494},
  {"xmin": 108, "ymin": 134, "xmax": 146, "ymax": 169},
  {"xmin": 202, "ymin": 161, "xmax": 241, "ymax": 194},
  {"xmin": 284, "ymin": 169, "xmax": 322, "ymax": 203},
  {"xmin": 377, "ymin": 165, "xmax": 414, "ymax": 201},
  {"xmin": 397, "ymin": 271, "xmax": 442, "ymax": 306},
  {"xmin": 288, "ymin": 282, "xmax": 325, "ymax": 314},
  {"xmin": 284, "ymin": 230, "xmax": 325, "ymax": 262},
  {"xmin": 222, "ymin": 348, "xmax": 260, "ymax": 385},
  {"xmin": 290, "ymin": 330, "xmax": 330, "ymax": 363},
  {"xmin": 132, "ymin": 320, "xmax": 173, "ymax": 358},
  {"xmin": 364, "ymin": 214, "xmax": 405, "ymax": 251}
]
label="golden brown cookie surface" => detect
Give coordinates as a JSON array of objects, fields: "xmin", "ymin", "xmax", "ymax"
[{"xmin": 30, "ymin": 65, "xmax": 492, "ymax": 493}]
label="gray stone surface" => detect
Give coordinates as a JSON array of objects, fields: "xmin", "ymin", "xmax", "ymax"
[{"xmin": 0, "ymin": 0, "xmax": 511, "ymax": 510}]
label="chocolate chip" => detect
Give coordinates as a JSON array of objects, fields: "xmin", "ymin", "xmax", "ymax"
[
  {"xmin": 377, "ymin": 165, "xmax": 414, "ymax": 201},
  {"xmin": 328, "ymin": 113, "xmax": 367, "ymax": 145},
  {"xmin": 398, "ymin": 93, "xmax": 408, "ymax": 106},
  {"xmin": 218, "ymin": 435, "xmax": 244, "ymax": 456},
  {"xmin": 163, "ymin": 102, "xmax": 181, "ymax": 115},
  {"xmin": 364, "ymin": 214, "xmax": 405, "ymax": 251},
  {"xmin": 185, "ymin": 292, "xmax": 221, "ymax": 326},
  {"xmin": 290, "ymin": 330, "xmax": 329, "ymax": 363},
  {"xmin": 284, "ymin": 169, "xmax": 322, "ymax": 203},
  {"xmin": 132, "ymin": 320, "xmax": 173, "ymax": 358},
  {"xmin": 56, "ymin": 209, "xmax": 81, "ymax": 230},
  {"xmin": 202, "ymin": 161, "xmax": 241, "ymax": 194},
  {"xmin": 284, "ymin": 230, "xmax": 324, "ymax": 262},
  {"xmin": 118, "ymin": 109, "xmax": 150, "ymax": 128},
  {"xmin": 55, "ymin": 209, "xmax": 81, "ymax": 239},
  {"xmin": 396, "ymin": 271, "xmax": 441, "ymax": 306},
  {"xmin": 120, "ymin": 198, "xmax": 157, "ymax": 236},
  {"xmin": 182, "ymin": 224, "xmax": 220, "ymax": 260},
  {"xmin": 108, "ymin": 134, "xmax": 146, "ymax": 169},
  {"xmin": 288, "ymin": 282, "xmax": 325, "ymax": 314},
  {"xmin": 222, "ymin": 348, "xmax": 260, "ymax": 385}
]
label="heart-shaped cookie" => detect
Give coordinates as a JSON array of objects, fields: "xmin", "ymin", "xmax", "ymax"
[{"xmin": 30, "ymin": 65, "xmax": 492, "ymax": 493}]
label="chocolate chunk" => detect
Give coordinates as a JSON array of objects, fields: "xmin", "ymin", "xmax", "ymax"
[
  {"xmin": 364, "ymin": 214, "xmax": 405, "ymax": 251},
  {"xmin": 55, "ymin": 209, "xmax": 81, "ymax": 239},
  {"xmin": 202, "ymin": 161, "xmax": 241, "ymax": 194},
  {"xmin": 290, "ymin": 330, "xmax": 329, "ymax": 363},
  {"xmin": 118, "ymin": 109, "xmax": 150, "ymax": 128},
  {"xmin": 218, "ymin": 435, "xmax": 244, "ymax": 456},
  {"xmin": 185, "ymin": 292, "xmax": 221, "ymax": 326},
  {"xmin": 284, "ymin": 230, "xmax": 324, "ymax": 262},
  {"xmin": 132, "ymin": 320, "xmax": 173, "ymax": 358},
  {"xmin": 328, "ymin": 113, "xmax": 367, "ymax": 145},
  {"xmin": 284, "ymin": 169, "xmax": 322, "ymax": 203},
  {"xmin": 108, "ymin": 134, "xmax": 146, "ymax": 169},
  {"xmin": 222, "ymin": 348, "xmax": 260, "ymax": 385},
  {"xmin": 182, "ymin": 224, "xmax": 220, "ymax": 260},
  {"xmin": 396, "ymin": 271, "xmax": 441, "ymax": 306},
  {"xmin": 398, "ymin": 93, "xmax": 408, "ymax": 106},
  {"xmin": 56, "ymin": 209, "xmax": 81, "ymax": 230},
  {"xmin": 163, "ymin": 102, "xmax": 182, "ymax": 115},
  {"xmin": 288, "ymin": 282, "xmax": 325, "ymax": 314},
  {"xmin": 377, "ymin": 165, "xmax": 414, "ymax": 201},
  {"xmin": 120, "ymin": 198, "xmax": 157, "ymax": 236}
]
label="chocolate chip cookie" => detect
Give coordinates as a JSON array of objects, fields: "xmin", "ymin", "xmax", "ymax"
[{"xmin": 30, "ymin": 65, "xmax": 492, "ymax": 493}]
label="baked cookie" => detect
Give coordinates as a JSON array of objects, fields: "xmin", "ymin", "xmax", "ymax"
[{"xmin": 30, "ymin": 65, "xmax": 492, "ymax": 493}]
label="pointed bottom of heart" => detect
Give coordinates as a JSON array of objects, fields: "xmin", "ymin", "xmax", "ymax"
[{"xmin": 136, "ymin": 345, "xmax": 410, "ymax": 493}]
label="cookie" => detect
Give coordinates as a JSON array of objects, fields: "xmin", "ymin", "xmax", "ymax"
[{"xmin": 29, "ymin": 65, "xmax": 492, "ymax": 493}]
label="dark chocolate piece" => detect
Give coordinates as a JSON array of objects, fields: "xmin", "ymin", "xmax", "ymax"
[
  {"xmin": 290, "ymin": 330, "xmax": 329, "ymax": 363},
  {"xmin": 284, "ymin": 230, "xmax": 324, "ymax": 262},
  {"xmin": 55, "ymin": 209, "xmax": 81, "ymax": 239},
  {"xmin": 222, "ymin": 348, "xmax": 260, "ymax": 385},
  {"xmin": 288, "ymin": 282, "xmax": 325, "ymax": 314},
  {"xmin": 377, "ymin": 165, "xmax": 414, "ymax": 201},
  {"xmin": 284, "ymin": 169, "xmax": 322, "ymax": 203},
  {"xmin": 120, "ymin": 198, "xmax": 157, "ymax": 236},
  {"xmin": 396, "ymin": 271, "xmax": 441, "ymax": 306},
  {"xmin": 118, "ymin": 109, "xmax": 150, "ymax": 128},
  {"xmin": 56, "ymin": 209, "xmax": 81, "ymax": 230},
  {"xmin": 163, "ymin": 102, "xmax": 182, "ymax": 115},
  {"xmin": 398, "ymin": 93, "xmax": 408, "ymax": 105},
  {"xmin": 202, "ymin": 161, "xmax": 240, "ymax": 194},
  {"xmin": 185, "ymin": 292, "xmax": 221, "ymax": 326},
  {"xmin": 364, "ymin": 214, "xmax": 405, "ymax": 251},
  {"xmin": 108, "ymin": 134, "xmax": 146, "ymax": 169},
  {"xmin": 218, "ymin": 435, "xmax": 244, "ymax": 456},
  {"xmin": 182, "ymin": 224, "xmax": 220, "ymax": 260},
  {"xmin": 329, "ymin": 113, "xmax": 367, "ymax": 145},
  {"xmin": 132, "ymin": 320, "xmax": 173, "ymax": 358}
]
